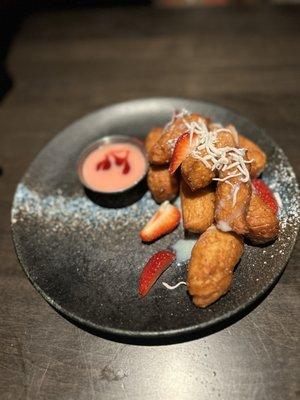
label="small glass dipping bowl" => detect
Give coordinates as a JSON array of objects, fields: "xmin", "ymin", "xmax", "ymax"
[{"xmin": 77, "ymin": 135, "xmax": 148, "ymax": 208}]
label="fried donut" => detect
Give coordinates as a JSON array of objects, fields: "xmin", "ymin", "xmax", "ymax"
[
  {"xmin": 181, "ymin": 129, "xmax": 236, "ymax": 191},
  {"xmin": 148, "ymin": 113, "xmax": 209, "ymax": 165},
  {"xmin": 227, "ymin": 124, "xmax": 266, "ymax": 178},
  {"xmin": 214, "ymin": 149, "xmax": 252, "ymax": 235},
  {"xmin": 188, "ymin": 226, "xmax": 244, "ymax": 308},
  {"xmin": 238, "ymin": 134, "xmax": 266, "ymax": 178},
  {"xmin": 246, "ymin": 193, "xmax": 279, "ymax": 244},
  {"xmin": 180, "ymin": 180, "xmax": 215, "ymax": 233},
  {"xmin": 215, "ymin": 181, "xmax": 252, "ymax": 235},
  {"xmin": 215, "ymin": 177, "xmax": 252, "ymax": 235},
  {"xmin": 145, "ymin": 127, "xmax": 163, "ymax": 154},
  {"xmin": 147, "ymin": 165, "xmax": 179, "ymax": 203},
  {"xmin": 181, "ymin": 156, "xmax": 215, "ymax": 191}
]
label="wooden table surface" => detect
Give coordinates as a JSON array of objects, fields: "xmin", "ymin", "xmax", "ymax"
[{"xmin": 0, "ymin": 6, "xmax": 299, "ymax": 400}]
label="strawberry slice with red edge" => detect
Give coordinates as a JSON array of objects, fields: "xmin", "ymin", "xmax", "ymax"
[
  {"xmin": 140, "ymin": 201, "xmax": 181, "ymax": 242},
  {"xmin": 169, "ymin": 131, "xmax": 199, "ymax": 175},
  {"xmin": 139, "ymin": 250, "xmax": 176, "ymax": 297},
  {"xmin": 252, "ymin": 179, "xmax": 278, "ymax": 214}
]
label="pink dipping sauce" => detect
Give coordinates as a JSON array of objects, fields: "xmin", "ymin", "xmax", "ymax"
[{"xmin": 81, "ymin": 142, "xmax": 147, "ymax": 192}]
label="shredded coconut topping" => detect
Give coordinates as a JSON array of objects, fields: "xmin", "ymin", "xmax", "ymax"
[
  {"xmin": 181, "ymin": 117, "xmax": 252, "ymax": 185},
  {"xmin": 162, "ymin": 281, "xmax": 187, "ymax": 290},
  {"xmin": 164, "ymin": 108, "xmax": 190, "ymax": 131}
]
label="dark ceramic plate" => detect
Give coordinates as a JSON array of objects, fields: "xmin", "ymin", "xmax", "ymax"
[{"xmin": 11, "ymin": 98, "xmax": 299, "ymax": 340}]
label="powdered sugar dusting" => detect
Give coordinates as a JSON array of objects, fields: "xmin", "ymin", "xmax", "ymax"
[
  {"xmin": 167, "ymin": 138, "xmax": 177, "ymax": 152},
  {"xmin": 11, "ymin": 183, "xmax": 157, "ymax": 234},
  {"xmin": 265, "ymin": 147, "xmax": 299, "ymax": 234}
]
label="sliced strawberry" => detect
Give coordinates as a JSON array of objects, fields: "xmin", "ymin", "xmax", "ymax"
[
  {"xmin": 169, "ymin": 131, "xmax": 199, "ymax": 175},
  {"xmin": 140, "ymin": 201, "xmax": 181, "ymax": 242},
  {"xmin": 139, "ymin": 250, "xmax": 176, "ymax": 297},
  {"xmin": 252, "ymin": 179, "xmax": 278, "ymax": 214}
]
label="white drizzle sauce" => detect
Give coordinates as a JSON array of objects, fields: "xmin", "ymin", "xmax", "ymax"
[
  {"xmin": 216, "ymin": 220, "xmax": 232, "ymax": 232},
  {"xmin": 231, "ymin": 184, "xmax": 240, "ymax": 206},
  {"xmin": 171, "ymin": 238, "xmax": 197, "ymax": 262},
  {"xmin": 167, "ymin": 138, "xmax": 177, "ymax": 151}
]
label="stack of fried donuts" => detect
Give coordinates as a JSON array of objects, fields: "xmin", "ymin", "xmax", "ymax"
[{"xmin": 145, "ymin": 110, "xmax": 279, "ymax": 307}]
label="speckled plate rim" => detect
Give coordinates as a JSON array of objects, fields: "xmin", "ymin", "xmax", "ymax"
[{"xmin": 11, "ymin": 97, "xmax": 300, "ymax": 340}]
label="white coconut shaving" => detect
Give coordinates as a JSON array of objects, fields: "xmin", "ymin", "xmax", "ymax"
[
  {"xmin": 162, "ymin": 281, "xmax": 187, "ymax": 290},
  {"xmin": 182, "ymin": 118, "xmax": 252, "ymax": 187},
  {"xmin": 164, "ymin": 108, "xmax": 190, "ymax": 131}
]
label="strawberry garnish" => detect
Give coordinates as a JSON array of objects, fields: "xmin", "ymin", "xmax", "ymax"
[
  {"xmin": 252, "ymin": 179, "xmax": 278, "ymax": 214},
  {"xmin": 169, "ymin": 132, "xmax": 199, "ymax": 175},
  {"xmin": 140, "ymin": 201, "xmax": 181, "ymax": 242},
  {"xmin": 139, "ymin": 250, "xmax": 176, "ymax": 297}
]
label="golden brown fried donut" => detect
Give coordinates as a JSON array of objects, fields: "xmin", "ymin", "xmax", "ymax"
[
  {"xmin": 145, "ymin": 127, "xmax": 163, "ymax": 155},
  {"xmin": 147, "ymin": 165, "xmax": 179, "ymax": 203},
  {"xmin": 188, "ymin": 226, "xmax": 244, "ymax": 308},
  {"xmin": 227, "ymin": 124, "xmax": 266, "ymax": 178},
  {"xmin": 180, "ymin": 180, "xmax": 215, "ymax": 233},
  {"xmin": 215, "ymin": 167, "xmax": 252, "ymax": 235},
  {"xmin": 181, "ymin": 129, "xmax": 236, "ymax": 191},
  {"xmin": 215, "ymin": 181, "xmax": 252, "ymax": 235},
  {"xmin": 238, "ymin": 134, "xmax": 266, "ymax": 178},
  {"xmin": 246, "ymin": 193, "xmax": 279, "ymax": 244},
  {"xmin": 148, "ymin": 114, "xmax": 208, "ymax": 165},
  {"xmin": 181, "ymin": 155, "xmax": 215, "ymax": 191}
]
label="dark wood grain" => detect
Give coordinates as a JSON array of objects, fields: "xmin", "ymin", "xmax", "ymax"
[{"xmin": 0, "ymin": 6, "xmax": 299, "ymax": 400}]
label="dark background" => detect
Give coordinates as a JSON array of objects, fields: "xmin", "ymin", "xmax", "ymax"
[
  {"xmin": 0, "ymin": 1, "xmax": 150, "ymax": 101},
  {"xmin": 0, "ymin": 1, "xmax": 299, "ymax": 399}
]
